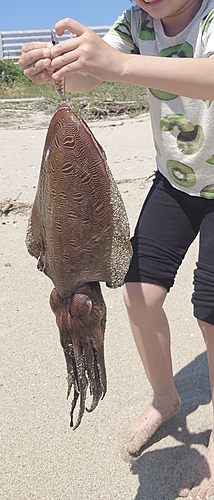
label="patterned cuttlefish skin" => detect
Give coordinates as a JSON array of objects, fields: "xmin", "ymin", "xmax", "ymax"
[{"xmin": 26, "ymin": 101, "xmax": 132, "ymax": 429}]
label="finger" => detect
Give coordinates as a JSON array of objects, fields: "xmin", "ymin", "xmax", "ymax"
[
  {"xmin": 50, "ymin": 37, "xmax": 79, "ymax": 59},
  {"xmin": 50, "ymin": 43, "xmax": 81, "ymax": 76},
  {"xmin": 24, "ymin": 58, "xmax": 51, "ymax": 76},
  {"xmin": 20, "ymin": 59, "xmax": 51, "ymax": 76},
  {"xmin": 50, "ymin": 45, "xmax": 80, "ymax": 73},
  {"xmin": 24, "ymin": 68, "xmax": 53, "ymax": 84},
  {"xmin": 55, "ymin": 17, "xmax": 87, "ymax": 37},
  {"xmin": 19, "ymin": 48, "xmax": 51, "ymax": 69},
  {"xmin": 52, "ymin": 60, "xmax": 81, "ymax": 80},
  {"xmin": 34, "ymin": 58, "xmax": 52, "ymax": 72},
  {"xmin": 21, "ymin": 41, "xmax": 51, "ymax": 53}
]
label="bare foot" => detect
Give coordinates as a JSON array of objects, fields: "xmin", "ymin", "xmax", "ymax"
[
  {"xmin": 123, "ymin": 390, "xmax": 181, "ymax": 456},
  {"xmin": 178, "ymin": 431, "xmax": 214, "ymax": 499}
]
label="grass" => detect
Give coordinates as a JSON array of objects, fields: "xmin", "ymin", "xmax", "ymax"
[{"xmin": 0, "ymin": 65, "xmax": 149, "ymax": 120}]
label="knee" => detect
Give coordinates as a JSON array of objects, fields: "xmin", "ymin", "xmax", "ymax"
[
  {"xmin": 197, "ymin": 319, "xmax": 214, "ymax": 351},
  {"xmin": 123, "ymin": 283, "xmax": 137, "ymax": 313},
  {"xmin": 123, "ymin": 282, "xmax": 167, "ymax": 316},
  {"xmin": 192, "ymin": 262, "xmax": 214, "ymax": 326}
]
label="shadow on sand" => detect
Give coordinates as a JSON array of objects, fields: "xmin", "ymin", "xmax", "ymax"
[{"xmin": 130, "ymin": 351, "xmax": 212, "ymax": 500}]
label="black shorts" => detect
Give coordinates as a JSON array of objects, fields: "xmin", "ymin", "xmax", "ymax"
[{"xmin": 125, "ymin": 171, "xmax": 214, "ymax": 325}]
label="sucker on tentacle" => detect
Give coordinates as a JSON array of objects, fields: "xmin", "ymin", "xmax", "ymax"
[{"xmin": 26, "ymin": 31, "xmax": 132, "ymax": 428}]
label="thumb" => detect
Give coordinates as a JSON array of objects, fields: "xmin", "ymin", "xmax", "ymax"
[{"xmin": 55, "ymin": 17, "xmax": 86, "ymax": 37}]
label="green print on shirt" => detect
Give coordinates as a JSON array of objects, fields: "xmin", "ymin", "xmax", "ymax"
[
  {"xmin": 138, "ymin": 12, "xmax": 156, "ymax": 40},
  {"xmin": 154, "ymin": 141, "xmax": 161, "ymax": 156},
  {"xmin": 204, "ymin": 100, "xmax": 213, "ymax": 108},
  {"xmin": 109, "ymin": 10, "xmax": 134, "ymax": 48},
  {"xmin": 166, "ymin": 160, "xmax": 197, "ymax": 187},
  {"xmin": 149, "ymin": 88, "xmax": 178, "ymax": 101},
  {"xmin": 149, "ymin": 43, "xmax": 193, "ymax": 101},
  {"xmin": 160, "ymin": 114, "xmax": 205, "ymax": 155},
  {"xmin": 200, "ymin": 184, "xmax": 214, "ymax": 199},
  {"xmin": 160, "ymin": 43, "xmax": 193, "ymax": 58},
  {"xmin": 206, "ymin": 154, "xmax": 214, "ymax": 164},
  {"xmin": 201, "ymin": 9, "xmax": 214, "ymax": 34}
]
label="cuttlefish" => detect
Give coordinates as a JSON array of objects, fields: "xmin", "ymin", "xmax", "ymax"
[{"xmin": 26, "ymin": 34, "xmax": 132, "ymax": 429}]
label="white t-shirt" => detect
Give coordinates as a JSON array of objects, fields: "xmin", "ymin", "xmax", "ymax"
[{"xmin": 103, "ymin": 0, "xmax": 214, "ymax": 198}]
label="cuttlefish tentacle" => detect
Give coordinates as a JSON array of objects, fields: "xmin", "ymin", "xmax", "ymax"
[
  {"xmin": 49, "ymin": 282, "xmax": 107, "ymax": 429},
  {"xmin": 71, "ymin": 342, "xmax": 88, "ymax": 430}
]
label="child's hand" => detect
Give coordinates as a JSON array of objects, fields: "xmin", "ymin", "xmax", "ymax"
[
  {"xmin": 50, "ymin": 18, "xmax": 125, "ymax": 83},
  {"xmin": 19, "ymin": 42, "xmax": 53, "ymax": 84}
]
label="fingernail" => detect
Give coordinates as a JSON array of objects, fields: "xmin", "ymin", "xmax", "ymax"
[
  {"xmin": 43, "ymin": 59, "xmax": 50, "ymax": 67},
  {"xmin": 177, "ymin": 488, "xmax": 190, "ymax": 497},
  {"xmin": 43, "ymin": 49, "xmax": 50, "ymax": 57}
]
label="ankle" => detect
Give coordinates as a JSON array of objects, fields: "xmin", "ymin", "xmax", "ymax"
[{"xmin": 152, "ymin": 388, "xmax": 181, "ymax": 414}]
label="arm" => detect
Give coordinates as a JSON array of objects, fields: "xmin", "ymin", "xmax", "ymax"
[
  {"xmin": 50, "ymin": 18, "xmax": 214, "ymax": 101},
  {"xmin": 65, "ymin": 73, "xmax": 102, "ymax": 92},
  {"xmin": 119, "ymin": 53, "xmax": 214, "ymax": 101}
]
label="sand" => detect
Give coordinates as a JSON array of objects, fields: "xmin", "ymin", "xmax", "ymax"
[{"xmin": 0, "ymin": 110, "xmax": 213, "ymax": 500}]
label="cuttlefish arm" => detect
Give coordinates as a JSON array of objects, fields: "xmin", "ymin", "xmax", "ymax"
[{"xmin": 50, "ymin": 282, "xmax": 107, "ymax": 429}]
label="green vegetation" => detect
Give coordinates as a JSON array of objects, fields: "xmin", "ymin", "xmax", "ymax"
[
  {"xmin": 0, "ymin": 60, "xmax": 148, "ymax": 119},
  {"xmin": 0, "ymin": 60, "xmax": 26, "ymax": 84}
]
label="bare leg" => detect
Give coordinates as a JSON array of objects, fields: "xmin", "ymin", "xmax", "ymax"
[
  {"xmin": 123, "ymin": 282, "xmax": 181, "ymax": 455},
  {"xmin": 179, "ymin": 320, "xmax": 214, "ymax": 499}
]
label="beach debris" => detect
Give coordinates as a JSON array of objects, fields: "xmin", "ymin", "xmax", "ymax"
[
  {"xmin": 0, "ymin": 195, "xmax": 31, "ymax": 216},
  {"xmin": 112, "ymin": 120, "xmax": 124, "ymax": 126},
  {"xmin": 1, "ymin": 201, "xmax": 13, "ymax": 215}
]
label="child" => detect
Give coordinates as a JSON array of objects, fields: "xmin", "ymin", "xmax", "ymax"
[{"xmin": 19, "ymin": 1, "xmax": 214, "ymax": 497}]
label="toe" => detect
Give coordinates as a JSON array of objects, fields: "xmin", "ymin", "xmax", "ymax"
[{"xmin": 178, "ymin": 487, "xmax": 191, "ymax": 497}]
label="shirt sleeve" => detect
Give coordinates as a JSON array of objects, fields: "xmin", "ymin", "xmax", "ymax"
[
  {"xmin": 201, "ymin": 9, "xmax": 214, "ymax": 57},
  {"xmin": 102, "ymin": 9, "xmax": 136, "ymax": 54}
]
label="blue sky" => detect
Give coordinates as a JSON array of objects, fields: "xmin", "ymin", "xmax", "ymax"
[{"xmin": 0, "ymin": 0, "xmax": 132, "ymax": 31}]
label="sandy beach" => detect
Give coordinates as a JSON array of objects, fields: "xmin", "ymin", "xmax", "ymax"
[{"xmin": 1, "ymin": 109, "xmax": 213, "ymax": 500}]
